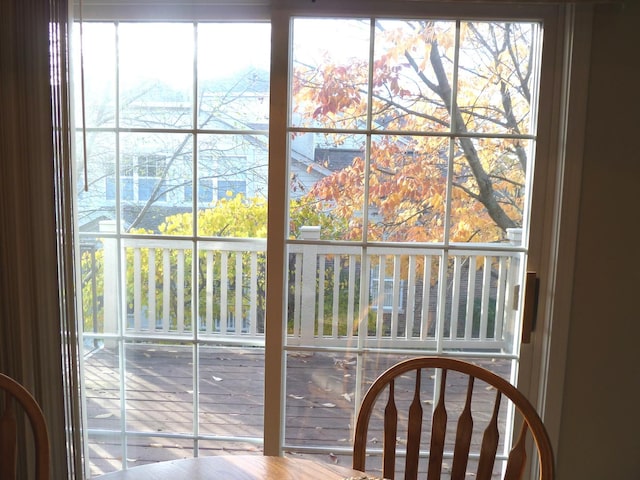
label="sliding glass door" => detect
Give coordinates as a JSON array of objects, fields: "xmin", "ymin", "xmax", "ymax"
[
  {"xmin": 75, "ymin": 19, "xmax": 272, "ymax": 476},
  {"xmin": 73, "ymin": 2, "xmax": 562, "ymax": 477},
  {"xmin": 277, "ymin": 13, "xmax": 553, "ymax": 476}
]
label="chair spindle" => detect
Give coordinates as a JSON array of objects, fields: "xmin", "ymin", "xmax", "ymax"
[
  {"xmin": 476, "ymin": 389, "xmax": 502, "ymax": 480},
  {"xmin": 405, "ymin": 368, "xmax": 423, "ymax": 480},
  {"xmin": 383, "ymin": 380, "xmax": 398, "ymax": 480},
  {"xmin": 427, "ymin": 368, "xmax": 448, "ymax": 480},
  {"xmin": 450, "ymin": 375, "xmax": 475, "ymax": 478},
  {"xmin": 504, "ymin": 422, "xmax": 529, "ymax": 480}
]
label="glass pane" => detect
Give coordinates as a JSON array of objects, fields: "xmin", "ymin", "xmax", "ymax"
[
  {"xmin": 197, "ymin": 134, "xmax": 269, "ymax": 237},
  {"xmin": 439, "ymin": 252, "xmax": 520, "ymax": 352},
  {"xmin": 126, "ymin": 437, "xmax": 194, "ymax": 468},
  {"xmin": 125, "ymin": 343, "xmax": 194, "ymax": 434},
  {"xmin": 372, "ymin": 20, "xmax": 454, "ymax": 133},
  {"xmin": 87, "ymin": 434, "xmax": 122, "ymax": 476},
  {"xmin": 197, "ymin": 439, "xmax": 263, "ymax": 456},
  {"xmin": 288, "ymin": 133, "xmax": 366, "ymax": 241},
  {"xmin": 198, "ymin": 346, "xmax": 265, "ymax": 439},
  {"xmin": 286, "ymin": 248, "xmax": 363, "ymax": 343},
  {"xmin": 196, "ymin": 248, "xmax": 266, "ymax": 337},
  {"xmin": 198, "ymin": 23, "xmax": 270, "ymax": 130},
  {"xmin": 119, "ymin": 133, "xmax": 193, "ymax": 234},
  {"xmin": 368, "ymin": 135, "xmax": 449, "ymax": 243},
  {"xmin": 365, "ymin": 250, "xmax": 441, "ymax": 345},
  {"xmin": 119, "ymin": 23, "xmax": 193, "ymax": 129},
  {"xmin": 76, "ymin": 131, "xmax": 117, "ymax": 234},
  {"xmin": 123, "ymin": 243, "xmax": 194, "ymax": 333},
  {"xmin": 79, "ymin": 235, "xmax": 108, "ymax": 335},
  {"xmin": 450, "ymin": 138, "xmax": 530, "ymax": 244},
  {"xmin": 84, "ymin": 338, "xmax": 122, "ymax": 475},
  {"xmin": 457, "ymin": 21, "xmax": 539, "ymax": 135},
  {"xmin": 284, "ymin": 352, "xmax": 356, "ymax": 448},
  {"xmin": 291, "ymin": 18, "xmax": 370, "ymax": 130},
  {"xmin": 73, "ymin": 22, "xmax": 116, "ymax": 128}
]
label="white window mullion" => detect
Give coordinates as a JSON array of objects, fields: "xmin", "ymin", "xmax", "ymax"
[{"xmin": 263, "ymin": 8, "xmax": 290, "ymax": 456}]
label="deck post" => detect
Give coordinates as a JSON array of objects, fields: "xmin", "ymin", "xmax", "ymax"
[
  {"xmin": 505, "ymin": 228, "xmax": 523, "ymax": 351},
  {"xmin": 100, "ymin": 220, "xmax": 118, "ymax": 344},
  {"xmin": 299, "ymin": 226, "xmax": 321, "ymax": 342}
]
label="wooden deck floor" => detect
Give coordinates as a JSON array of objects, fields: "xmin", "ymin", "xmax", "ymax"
[{"xmin": 83, "ymin": 344, "xmax": 512, "ymax": 477}]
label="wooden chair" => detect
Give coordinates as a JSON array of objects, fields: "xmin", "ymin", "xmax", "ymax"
[
  {"xmin": 353, "ymin": 357, "xmax": 554, "ymax": 480},
  {"xmin": 0, "ymin": 373, "xmax": 50, "ymax": 480}
]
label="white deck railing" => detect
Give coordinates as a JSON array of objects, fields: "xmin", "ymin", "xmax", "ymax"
[{"xmin": 89, "ymin": 223, "xmax": 523, "ymax": 352}]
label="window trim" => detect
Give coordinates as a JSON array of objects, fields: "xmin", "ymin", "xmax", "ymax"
[{"xmin": 70, "ymin": 0, "xmax": 590, "ymax": 469}]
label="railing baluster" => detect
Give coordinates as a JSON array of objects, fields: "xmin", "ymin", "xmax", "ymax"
[
  {"xmin": 148, "ymin": 248, "xmax": 156, "ymax": 331},
  {"xmin": 495, "ymin": 256, "xmax": 508, "ymax": 340},
  {"xmin": 480, "ymin": 256, "xmax": 492, "ymax": 340},
  {"xmin": 177, "ymin": 249, "xmax": 185, "ymax": 333},
  {"xmin": 465, "ymin": 255, "xmax": 476, "ymax": 339},
  {"xmin": 235, "ymin": 252, "xmax": 243, "ymax": 335},
  {"xmin": 162, "ymin": 249, "xmax": 170, "ymax": 332},
  {"xmin": 450, "ymin": 256, "xmax": 462, "ymax": 339},
  {"xmin": 249, "ymin": 251, "xmax": 258, "ymax": 336},
  {"xmin": 376, "ymin": 255, "xmax": 385, "ymax": 337},
  {"xmin": 205, "ymin": 251, "xmax": 214, "ymax": 334},
  {"xmin": 346, "ymin": 254, "xmax": 356, "ymax": 336},
  {"xmin": 331, "ymin": 255, "xmax": 339, "ymax": 338},
  {"xmin": 406, "ymin": 254, "xmax": 417, "ymax": 339},
  {"xmin": 220, "ymin": 252, "xmax": 228, "ymax": 335},
  {"xmin": 421, "ymin": 255, "xmax": 433, "ymax": 340},
  {"xmin": 133, "ymin": 248, "xmax": 142, "ymax": 331},
  {"xmin": 317, "ymin": 254, "xmax": 326, "ymax": 337},
  {"xmin": 300, "ymin": 244, "xmax": 317, "ymax": 342},
  {"xmin": 390, "ymin": 255, "xmax": 401, "ymax": 340}
]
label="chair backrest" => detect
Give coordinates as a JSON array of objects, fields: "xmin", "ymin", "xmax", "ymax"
[
  {"xmin": 0, "ymin": 373, "xmax": 50, "ymax": 480},
  {"xmin": 353, "ymin": 357, "xmax": 554, "ymax": 480}
]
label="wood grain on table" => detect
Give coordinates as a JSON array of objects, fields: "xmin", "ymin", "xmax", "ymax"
[{"xmin": 95, "ymin": 455, "xmax": 372, "ymax": 479}]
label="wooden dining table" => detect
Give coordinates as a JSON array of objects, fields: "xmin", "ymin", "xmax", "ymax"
[{"xmin": 95, "ymin": 455, "xmax": 375, "ymax": 479}]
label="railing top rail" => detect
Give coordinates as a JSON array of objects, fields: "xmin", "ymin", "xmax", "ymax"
[
  {"xmin": 287, "ymin": 240, "xmax": 526, "ymax": 254},
  {"xmin": 117, "ymin": 236, "xmax": 267, "ymax": 251},
  {"xmin": 287, "ymin": 243, "xmax": 522, "ymax": 257}
]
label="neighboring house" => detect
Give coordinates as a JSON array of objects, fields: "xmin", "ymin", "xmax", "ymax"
[{"xmin": 76, "ymin": 72, "xmax": 363, "ymax": 233}]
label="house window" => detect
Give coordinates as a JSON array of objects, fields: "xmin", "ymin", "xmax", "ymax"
[
  {"xmin": 105, "ymin": 155, "xmax": 168, "ymax": 202},
  {"xmin": 74, "ymin": 3, "xmax": 565, "ymax": 477}
]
